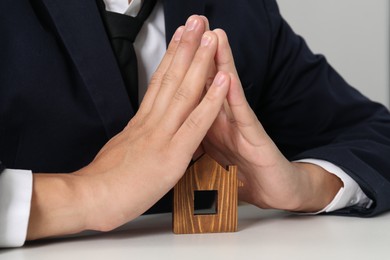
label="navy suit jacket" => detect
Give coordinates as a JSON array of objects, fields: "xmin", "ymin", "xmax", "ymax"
[{"xmin": 1, "ymin": 0, "xmax": 390, "ymax": 216}]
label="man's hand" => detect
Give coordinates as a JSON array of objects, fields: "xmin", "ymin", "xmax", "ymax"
[
  {"xmin": 27, "ymin": 16, "xmax": 230, "ymax": 240},
  {"xmin": 201, "ymin": 29, "xmax": 343, "ymax": 212}
]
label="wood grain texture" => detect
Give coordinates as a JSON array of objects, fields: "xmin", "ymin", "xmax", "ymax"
[{"xmin": 173, "ymin": 154, "xmax": 238, "ymax": 234}]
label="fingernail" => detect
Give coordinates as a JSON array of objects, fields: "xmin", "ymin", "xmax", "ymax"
[
  {"xmin": 173, "ymin": 27, "xmax": 184, "ymax": 42},
  {"xmin": 201, "ymin": 34, "xmax": 212, "ymax": 46},
  {"xmin": 186, "ymin": 18, "xmax": 199, "ymax": 31},
  {"xmin": 215, "ymin": 73, "xmax": 227, "ymax": 86}
]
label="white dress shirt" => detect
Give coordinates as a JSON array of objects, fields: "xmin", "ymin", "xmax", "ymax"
[{"xmin": 0, "ymin": 0, "xmax": 372, "ymax": 247}]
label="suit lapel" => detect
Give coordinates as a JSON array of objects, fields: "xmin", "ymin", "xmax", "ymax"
[
  {"xmin": 33, "ymin": 0, "xmax": 134, "ymax": 138},
  {"xmin": 32, "ymin": 0, "xmax": 208, "ymax": 138},
  {"xmin": 163, "ymin": 0, "xmax": 205, "ymax": 43}
]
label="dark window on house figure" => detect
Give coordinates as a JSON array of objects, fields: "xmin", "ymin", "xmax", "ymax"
[{"xmin": 194, "ymin": 190, "xmax": 218, "ymax": 215}]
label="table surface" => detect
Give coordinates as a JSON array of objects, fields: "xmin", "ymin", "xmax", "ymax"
[{"xmin": 1, "ymin": 204, "xmax": 389, "ymax": 260}]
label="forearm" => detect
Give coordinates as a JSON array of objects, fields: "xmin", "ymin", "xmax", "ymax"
[
  {"xmin": 27, "ymin": 173, "xmax": 90, "ymax": 240},
  {"xmin": 26, "ymin": 166, "xmax": 175, "ymax": 241}
]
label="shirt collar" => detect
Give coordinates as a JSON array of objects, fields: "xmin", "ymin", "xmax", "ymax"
[{"xmin": 103, "ymin": 0, "xmax": 142, "ymax": 17}]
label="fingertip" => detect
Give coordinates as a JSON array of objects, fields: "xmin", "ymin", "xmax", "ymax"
[
  {"xmin": 214, "ymin": 29, "xmax": 229, "ymax": 52},
  {"xmin": 229, "ymin": 72, "xmax": 244, "ymax": 93},
  {"xmin": 199, "ymin": 15, "xmax": 210, "ymax": 31},
  {"xmin": 213, "ymin": 28, "xmax": 228, "ymax": 42},
  {"xmin": 213, "ymin": 29, "xmax": 237, "ymax": 76},
  {"xmin": 200, "ymin": 30, "xmax": 218, "ymax": 48},
  {"xmin": 185, "ymin": 15, "xmax": 207, "ymax": 33},
  {"xmin": 172, "ymin": 26, "xmax": 185, "ymax": 42},
  {"xmin": 214, "ymin": 71, "xmax": 230, "ymax": 87},
  {"xmin": 189, "ymin": 15, "xmax": 208, "ymax": 32},
  {"xmin": 187, "ymin": 14, "xmax": 200, "ymax": 22},
  {"xmin": 229, "ymin": 72, "xmax": 238, "ymax": 84}
]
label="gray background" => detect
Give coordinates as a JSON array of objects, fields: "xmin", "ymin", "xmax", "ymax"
[{"xmin": 277, "ymin": 0, "xmax": 389, "ymax": 107}]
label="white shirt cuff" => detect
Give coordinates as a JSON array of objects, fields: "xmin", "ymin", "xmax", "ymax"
[
  {"xmin": 0, "ymin": 169, "xmax": 33, "ymax": 247},
  {"xmin": 295, "ymin": 159, "xmax": 373, "ymax": 214}
]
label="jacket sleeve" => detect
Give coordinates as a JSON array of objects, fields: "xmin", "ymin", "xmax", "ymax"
[{"xmin": 259, "ymin": 0, "xmax": 390, "ymax": 217}]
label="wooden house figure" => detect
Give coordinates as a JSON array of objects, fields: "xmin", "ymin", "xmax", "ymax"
[{"xmin": 173, "ymin": 154, "xmax": 238, "ymax": 234}]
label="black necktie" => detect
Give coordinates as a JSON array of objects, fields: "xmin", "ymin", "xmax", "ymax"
[{"xmin": 100, "ymin": 0, "xmax": 157, "ymax": 111}]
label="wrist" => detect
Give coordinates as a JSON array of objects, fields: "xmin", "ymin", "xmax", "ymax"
[
  {"xmin": 27, "ymin": 172, "xmax": 90, "ymax": 240},
  {"xmin": 73, "ymin": 166, "xmax": 143, "ymax": 233},
  {"xmin": 72, "ymin": 167, "xmax": 115, "ymax": 232},
  {"xmin": 290, "ymin": 162, "xmax": 343, "ymax": 212}
]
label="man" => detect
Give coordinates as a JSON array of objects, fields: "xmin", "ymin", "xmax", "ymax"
[{"xmin": 1, "ymin": 0, "xmax": 390, "ymax": 247}]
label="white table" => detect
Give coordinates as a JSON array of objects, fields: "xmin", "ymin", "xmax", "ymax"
[{"xmin": 1, "ymin": 204, "xmax": 389, "ymax": 260}]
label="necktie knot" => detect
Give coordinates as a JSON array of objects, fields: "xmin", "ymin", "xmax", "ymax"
[
  {"xmin": 104, "ymin": 13, "xmax": 143, "ymax": 43},
  {"xmin": 102, "ymin": 0, "xmax": 157, "ymax": 43}
]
